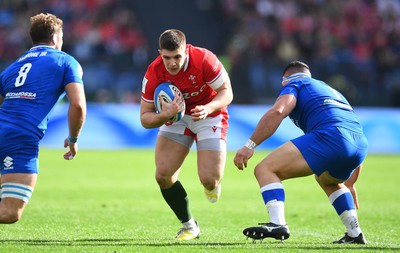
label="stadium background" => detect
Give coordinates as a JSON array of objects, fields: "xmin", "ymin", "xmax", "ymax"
[{"xmin": 1, "ymin": 0, "xmax": 400, "ymax": 153}]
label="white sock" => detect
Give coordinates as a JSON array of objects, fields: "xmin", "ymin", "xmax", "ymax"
[
  {"xmin": 266, "ymin": 200, "xmax": 286, "ymax": 225},
  {"xmin": 183, "ymin": 217, "xmax": 196, "ymax": 229},
  {"xmin": 339, "ymin": 210, "xmax": 362, "ymax": 237}
]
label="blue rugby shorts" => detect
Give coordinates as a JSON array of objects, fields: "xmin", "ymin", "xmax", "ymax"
[
  {"xmin": 0, "ymin": 140, "xmax": 39, "ymax": 175},
  {"xmin": 291, "ymin": 126, "xmax": 368, "ymax": 181}
]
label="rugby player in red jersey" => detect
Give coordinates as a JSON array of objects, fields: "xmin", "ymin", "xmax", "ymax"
[{"xmin": 140, "ymin": 29, "xmax": 233, "ymax": 240}]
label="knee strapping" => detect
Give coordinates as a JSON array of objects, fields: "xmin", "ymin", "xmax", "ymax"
[{"xmin": 0, "ymin": 183, "xmax": 33, "ymax": 203}]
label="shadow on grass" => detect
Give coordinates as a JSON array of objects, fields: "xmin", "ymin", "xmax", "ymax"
[{"xmin": 0, "ymin": 238, "xmax": 398, "ymax": 251}]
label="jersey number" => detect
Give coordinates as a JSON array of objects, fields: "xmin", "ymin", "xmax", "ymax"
[{"xmin": 15, "ymin": 63, "xmax": 32, "ymax": 87}]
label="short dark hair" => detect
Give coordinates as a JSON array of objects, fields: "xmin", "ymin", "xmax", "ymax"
[
  {"xmin": 30, "ymin": 13, "xmax": 63, "ymax": 45},
  {"xmin": 282, "ymin": 60, "xmax": 310, "ymax": 76},
  {"xmin": 159, "ymin": 29, "xmax": 186, "ymax": 51}
]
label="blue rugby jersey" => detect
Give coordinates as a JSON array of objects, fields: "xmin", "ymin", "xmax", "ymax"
[
  {"xmin": 279, "ymin": 76, "xmax": 363, "ymax": 134},
  {"xmin": 0, "ymin": 45, "xmax": 83, "ymax": 140}
]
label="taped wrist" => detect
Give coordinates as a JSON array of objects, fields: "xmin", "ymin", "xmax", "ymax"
[{"xmin": 245, "ymin": 139, "xmax": 257, "ymax": 150}]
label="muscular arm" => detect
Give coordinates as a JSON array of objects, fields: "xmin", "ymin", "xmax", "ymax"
[
  {"xmin": 140, "ymin": 91, "xmax": 184, "ymax": 129},
  {"xmin": 207, "ymin": 80, "xmax": 233, "ymax": 113},
  {"xmin": 234, "ymin": 94, "xmax": 297, "ymax": 170},
  {"xmin": 191, "ymin": 80, "xmax": 233, "ymax": 121},
  {"xmin": 63, "ymin": 82, "xmax": 86, "ymax": 160},
  {"xmin": 249, "ymin": 94, "xmax": 296, "ymax": 145},
  {"xmin": 65, "ymin": 82, "xmax": 86, "ymax": 138}
]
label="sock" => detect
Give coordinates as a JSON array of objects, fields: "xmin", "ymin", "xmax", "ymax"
[
  {"xmin": 260, "ymin": 182, "xmax": 286, "ymax": 225},
  {"xmin": 329, "ymin": 188, "xmax": 362, "ymax": 237},
  {"xmin": 182, "ymin": 217, "xmax": 196, "ymax": 229},
  {"xmin": 161, "ymin": 180, "xmax": 192, "ymax": 223}
]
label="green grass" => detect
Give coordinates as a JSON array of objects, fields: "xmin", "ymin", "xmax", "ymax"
[{"xmin": 0, "ymin": 149, "xmax": 399, "ymax": 252}]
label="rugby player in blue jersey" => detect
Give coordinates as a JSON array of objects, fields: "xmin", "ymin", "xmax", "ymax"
[
  {"xmin": 234, "ymin": 61, "xmax": 368, "ymax": 244},
  {"xmin": 0, "ymin": 13, "xmax": 86, "ymax": 223}
]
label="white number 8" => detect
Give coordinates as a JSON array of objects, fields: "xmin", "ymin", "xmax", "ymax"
[{"xmin": 15, "ymin": 63, "xmax": 32, "ymax": 87}]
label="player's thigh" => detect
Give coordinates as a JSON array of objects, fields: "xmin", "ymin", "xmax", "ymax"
[
  {"xmin": 0, "ymin": 173, "xmax": 37, "ymax": 214},
  {"xmin": 197, "ymin": 150, "xmax": 226, "ymax": 183},
  {"xmin": 196, "ymin": 138, "xmax": 226, "ymax": 184},
  {"xmin": 155, "ymin": 134, "xmax": 191, "ymax": 178},
  {"xmin": 256, "ymin": 141, "xmax": 313, "ymax": 181}
]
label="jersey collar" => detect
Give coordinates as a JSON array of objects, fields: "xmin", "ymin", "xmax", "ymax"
[
  {"xmin": 183, "ymin": 53, "xmax": 190, "ymax": 72},
  {"xmin": 29, "ymin": 45, "xmax": 54, "ymax": 51},
  {"xmin": 282, "ymin": 72, "xmax": 311, "ymax": 83}
]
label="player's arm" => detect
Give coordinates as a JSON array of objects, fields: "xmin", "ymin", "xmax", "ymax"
[
  {"xmin": 249, "ymin": 94, "xmax": 296, "ymax": 145},
  {"xmin": 63, "ymin": 82, "xmax": 86, "ymax": 160},
  {"xmin": 234, "ymin": 94, "xmax": 296, "ymax": 170},
  {"xmin": 192, "ymin": 80, "xmax": 233, "ymax": 122},
  {"xmin": 191, "ymin": 77, "xmax": 233, "ymax": 122},
  {"xmin": 208, "ymin": 79, "xmax": 233, "ymax": 112},
  {"xmin": 140, "ymin": 92, "xmax": 182, "ymax": 129}
]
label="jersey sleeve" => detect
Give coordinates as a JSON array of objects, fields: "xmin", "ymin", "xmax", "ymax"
[
  {"xmin": 279, "ymin": 82, "xmax": 299, "ymax": 98},
  {"xmin": 202, "ymin": 50, "xmax": 229, "ymax": 90},
  {"xmin": 63, "ymin": 55, "xmax": 84, "ymax": 87},
  {"xmin": 141, "ymin": 65, "xmax": 158, "ymax": 103}
]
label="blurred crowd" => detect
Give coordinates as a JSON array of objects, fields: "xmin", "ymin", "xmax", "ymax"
[
  {"xmin": 222, "ymin": 0, "xmax": 400, "ymax": 106},
  {"xmin": 0, "ymin": 0, "xmax": 149, "ymax": 103},
  {"xmin": 1, "ymin": 0, "xmax": 400, "ymax": 106}
]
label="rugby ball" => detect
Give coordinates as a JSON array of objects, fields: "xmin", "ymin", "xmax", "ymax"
[{"xmin": 154, "ymin": 82, "xmax": 185, "ymax": 122}]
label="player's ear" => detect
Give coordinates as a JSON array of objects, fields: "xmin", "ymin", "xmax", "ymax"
[{"xmin": 52, "ymin": 33, "xmax": 58, "ymax": 45}]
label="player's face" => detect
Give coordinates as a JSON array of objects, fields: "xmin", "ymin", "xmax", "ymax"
[{"xmin": 159, "ymin": 44, "xmax": 187, "ymax": 76}]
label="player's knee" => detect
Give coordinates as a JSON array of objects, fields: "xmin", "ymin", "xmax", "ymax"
[
  {"xmin": 254, "ymin": 163, "xmax": 276, "ymax": 180},
  {"xmin": 254, "ymin": 164, "xmax": 265, "ymax": 179},
  {"xmin": 155, "ymin": 173, "xmax": 165, "ymax": 186},
  {"xmin": 199, "ymin": 177, "xmax": 219, "ymax": 191},
  {"xmin": 155, "ymin": 172, "xmax": 173, "ymax": 188}
]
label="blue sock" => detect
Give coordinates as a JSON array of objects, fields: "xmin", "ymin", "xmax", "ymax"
[
  {"xmin": 329, "ymin": 188, "xmax": 362, "ymax": 237},
  {"xmin": 260, "ymin": 183, "xmax": 286, "ymax": 225},
  {"xmin": 329, "ymin": 188, "xmax": 355, "ymax": 215},
  {"xmin": 261, "ymin": 182, "xmax": 285, "ymax": 204}
]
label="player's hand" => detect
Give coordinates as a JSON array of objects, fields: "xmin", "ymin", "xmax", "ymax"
[
  {"xmin": 173, "ymin": 90, "xmax": 185, "ymax": 113},
  {"xmin": 191, "ymin": 105, "xmax": 209, "ymax": 121},
  {"xmin": 63, "ymin": 137, "xmax": 78, "ymax": 160},
  {"xmin": 159, "ymin": 91, "xmax": 183, "ymax": 121},
  {"xmin": 345, "ymin": 182, "xmax": 359, "ymax": 209},
  {"xmin": 233, "ymin": 146, "xmax": 254, "ymax": 170}
]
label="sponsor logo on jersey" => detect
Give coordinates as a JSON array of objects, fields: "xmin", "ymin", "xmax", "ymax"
[
  {"xmin": 323, "ymin": 99, "xmax": 353, "ymax": 110},
  {"xmin": 182, "ymin": 84, "xmax": 207, "ymax": 99},
  {"xmin": 5, "ymin": 91, "xmax": 36, "ymax": 100}
]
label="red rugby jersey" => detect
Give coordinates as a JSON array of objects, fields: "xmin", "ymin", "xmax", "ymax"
[{"xmin": 141, "ymin": 44, "xmax": 228, "ymax": 117}]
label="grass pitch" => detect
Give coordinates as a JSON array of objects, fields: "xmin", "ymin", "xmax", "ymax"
[{"xmin": 0, "ymin": 149, "xmax": 399, "ymax": 253}]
